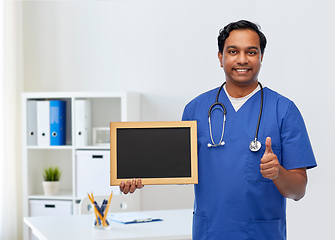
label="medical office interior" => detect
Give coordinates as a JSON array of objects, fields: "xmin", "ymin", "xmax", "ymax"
[{"xmin": 0, "ymin": 0, "xmax": 334, "ymax": 239}]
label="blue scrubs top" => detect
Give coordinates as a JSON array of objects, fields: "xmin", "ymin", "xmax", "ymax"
[{"xmin": 182, "ymin": 86, "xmax": 316, "ymax": 240}]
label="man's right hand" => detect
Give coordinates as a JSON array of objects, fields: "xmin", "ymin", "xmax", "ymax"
[{"xmin": 119, "ymin": 178, "xmax": 144, "ymax": 194}]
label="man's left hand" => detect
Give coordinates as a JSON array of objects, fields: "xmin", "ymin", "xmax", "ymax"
[{"xmin": 260, "ymin": 137, "xmax": 280, "ymax": 180}]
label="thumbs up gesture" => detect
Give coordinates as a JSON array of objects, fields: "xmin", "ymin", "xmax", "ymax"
[{"xmin": 260, "ymin": 137, "xmax": 280, "ymax": 180}]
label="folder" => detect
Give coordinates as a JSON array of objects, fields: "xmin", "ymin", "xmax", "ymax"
[
  {"xmin": 37, "ymin": 101, "xmax": 50, "ymax": 146},
  {"xmin": 75, "ymin": 99, "xmax": 91, "ymax": 146},
  {"xmin": 27, "ymin": 100, "xmax": 37, "ymax": 146},
  {"xmin": 107, "ymin": 212, "xmax": 162, "ymax": 224},
  {"xmin": 50, "ymin": 100, "xmax": 66, "ymax": 145}
]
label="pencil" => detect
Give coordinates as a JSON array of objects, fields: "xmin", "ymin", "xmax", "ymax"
[
  {"xmin": 102, "ymin": 191, "xmax": 113, "ymax": 223},
  {"xmin": 93, "ymin": 192, "xmax": 108, "ymax": 227},
  {"xmin": 87, "ymin": 193, "xmax": 100, "ymax": 226}
]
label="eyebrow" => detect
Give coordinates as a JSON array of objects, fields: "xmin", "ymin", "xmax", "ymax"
[{"xmin": 225, "ymin": 45, "xmax": 259, "ymax": 51}]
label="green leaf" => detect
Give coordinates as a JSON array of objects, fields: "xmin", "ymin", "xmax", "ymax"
[{"xmin": 43, "ymin": 166, "xmax": 62, "ymax": 181}]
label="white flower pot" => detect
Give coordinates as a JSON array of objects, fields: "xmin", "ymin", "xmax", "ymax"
[{"xmin": 42, "ymin": 181, "xmax": 60, "ymax": 196}]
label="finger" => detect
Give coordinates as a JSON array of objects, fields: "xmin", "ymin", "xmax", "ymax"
[
  {"xmin": 122, "ymin": 180, "xmax": 131, "ymax": 194},
  {"xmin": 260, "ymin": 152, "xmax": 278, "ymax": 165},
  {"xmin": 129, "ymin": 178, "xmax": 136, "ymax": 193},
  {"xmin": 260, "ymin": 153, "xmax": 274, "ymax": 164},
  {"xmin": 260, "ymin": 166, "xmax": 276, "ymax": 174},
  {"xmin": 265, "ymin": 137, "xmax": 273, "ymax": 154},
  {"xmin": 261, "ymin": 168, "xmax": 278, "ymax": 179},
  {"xmin": 137, "ymin": 178, "xmax": 144, "ymax": 189},
  {"xmin": 262, "ymin": 173, "xmax": 277, "ymax": 180},
  {"xmin": 119, "ymin": 181, "xmax": 125, "ymax": 192}
]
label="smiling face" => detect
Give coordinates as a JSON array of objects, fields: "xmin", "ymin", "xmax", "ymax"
[{"xmin": 218, "ymin": 29, "xmax": 263, "ymax": 89}]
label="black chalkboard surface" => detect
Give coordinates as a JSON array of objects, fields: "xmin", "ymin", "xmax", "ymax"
[{"xmin": 110, "ymin": 121, "xmax": 198, "ymax": 185}]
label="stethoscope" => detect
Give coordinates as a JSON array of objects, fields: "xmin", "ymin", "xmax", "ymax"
[{"xmin": 207, "ymin": 82, "xmax": 264, "ymax": 152}]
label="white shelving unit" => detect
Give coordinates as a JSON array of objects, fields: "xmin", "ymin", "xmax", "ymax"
[{"xmin": 21, "ymin": 91, "xmax": 140, "ymax": 240}]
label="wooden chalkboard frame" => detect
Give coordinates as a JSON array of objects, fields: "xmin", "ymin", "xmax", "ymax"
[{"xmin": 110, "ymin": 121, "xmax": 198, "ymax": 185}]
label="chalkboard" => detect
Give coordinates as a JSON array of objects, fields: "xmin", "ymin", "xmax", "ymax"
[{"xmin": 110, "ymin": 121, "xmax": 198, "ymax": 185}]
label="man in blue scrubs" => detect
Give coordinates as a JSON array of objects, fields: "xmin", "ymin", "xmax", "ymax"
[{"xmin": 121, "ymin": 20, "xmax": 317, "ymax": 240}]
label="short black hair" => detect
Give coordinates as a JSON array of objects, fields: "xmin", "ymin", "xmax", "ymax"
[{"xmin": 217, "ymin": 20, "xmax": 267, "ymax": 54}]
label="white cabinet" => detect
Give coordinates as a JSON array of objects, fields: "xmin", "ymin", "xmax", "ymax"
[
  {"xmin": 76, "ymin": 150, "xmax": 114, "ymax": 198},
  {"xmin": 29, "ymin": 199, "xmax": 73, "ymax": 240},
  {"xmin": 21, "ymin": 92, "xmax": 140, "ymax": 240},
  {"xmin": 29, "ymin": 200, "xmax": 72, "ymax": 216}
]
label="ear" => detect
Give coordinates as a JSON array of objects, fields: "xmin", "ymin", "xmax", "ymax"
[
  {"xmin": 218, "ymin": 51, "xmax": 223, "ymax": 68},
  {"xmin": 261, "ymin": 53, "xmax": 264, "ymax": 62}
]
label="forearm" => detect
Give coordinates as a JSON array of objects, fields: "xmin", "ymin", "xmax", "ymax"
[{"xmin": 272, "ymin": 166, "xmax": 307, "ymax": 201}]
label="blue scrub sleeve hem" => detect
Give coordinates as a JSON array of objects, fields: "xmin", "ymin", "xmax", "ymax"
[{"xmin": 285, "ymin": 163, "xmax": 317, "ymax": 171}]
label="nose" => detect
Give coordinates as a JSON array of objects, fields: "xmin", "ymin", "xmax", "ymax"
[{"xmin": 236, "ymin": 53, "xmax": 248, "ymax": 64}]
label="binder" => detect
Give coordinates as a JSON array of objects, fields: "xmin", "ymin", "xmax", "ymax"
[
  {"xmin": 75, "ymin": 99, "xmax": 91, "ymax": 146},
  {"xmin": 50, "ymin": 100, "xmax": 66, "ymax": 145},
  {"xmin": 27, "ymin": 100, "xmax": 37, "ymax": 146},
  {"xmin": 37, "ymin": 101, "xmax": 50, "ymax": 146}
]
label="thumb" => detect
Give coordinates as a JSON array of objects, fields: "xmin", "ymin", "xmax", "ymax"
[{"xmin": 265, "ymin": 137, "xmax": 273, "ymax": 154}]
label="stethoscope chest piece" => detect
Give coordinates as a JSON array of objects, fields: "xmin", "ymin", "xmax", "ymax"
[{"xmin": 249, "ymin": 140, "xmax": 261, "ymax": 152}]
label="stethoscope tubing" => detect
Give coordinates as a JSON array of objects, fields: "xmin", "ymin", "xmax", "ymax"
[
  {"xmin": 208, "ymin": 82, "xmax": 263, "ymax": 151},
  {"xmin": 254, "ymin": 83, "xmax": 263, "ymax": 141}
]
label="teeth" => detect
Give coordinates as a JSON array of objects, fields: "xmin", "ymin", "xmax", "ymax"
[{"xmin": 236, "ymin": 69, "xmax": 248, "ymax": 72}]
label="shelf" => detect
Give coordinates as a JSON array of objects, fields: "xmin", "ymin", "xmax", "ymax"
[
  {"xmin": 27, "ymin": 146, "xmax": 111, "ymax": 150},
  {"xmin": 29, "ymin": 191, "xmax": 73, "ymax": 200},
  {"xmin": 74, "ymin": 146, "xmax": 110, "ymax": 150},
  {"xmin": 22, "ymin": 91, "xmax": 140, "ymax": 240},
  {"xmin": 27, "ymin": 146, "xmax": 73, "ymax": 150}
]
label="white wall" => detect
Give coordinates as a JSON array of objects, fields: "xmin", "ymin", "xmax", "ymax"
[{"xmin": 22, "ymin": 0, "xmax": 335, "ymax": 239}]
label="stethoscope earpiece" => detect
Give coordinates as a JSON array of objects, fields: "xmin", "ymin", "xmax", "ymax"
[{"xmin": 207, "ymin": 82, "xmax": 263, "ymax": 152}]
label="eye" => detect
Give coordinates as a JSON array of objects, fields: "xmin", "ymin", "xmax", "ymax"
[
  {"xmin": 248, "ymin": 51, "xmax": 257, "ymax": 55},
  {"xmin": 228, "ymin": 50, "xmax": 237, "ymax": 54}
]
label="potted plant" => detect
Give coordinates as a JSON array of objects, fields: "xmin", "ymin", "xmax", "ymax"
[{"xmin": 42, "ymin": 166, "xmax": 62, "ymax": 196}]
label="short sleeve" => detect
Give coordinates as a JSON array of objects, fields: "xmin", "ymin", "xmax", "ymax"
[
  {"xmin": 182, "ymin": 100, "xmax": 197, "ymax": 121},
  {"xmin": 182, "ymin": 106, "xmax": 190, "ymax": 121},
  {"xmin": 280, "ymin": 102, "xmax": 317, "ymax": 170}
]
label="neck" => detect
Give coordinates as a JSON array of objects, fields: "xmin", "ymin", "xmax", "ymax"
[{"xmin": 225, "ymin": 81, "xmax": 259, "ymax": 98}]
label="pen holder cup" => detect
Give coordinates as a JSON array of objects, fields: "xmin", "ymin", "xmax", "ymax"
[{"xmin": 92, "ymin": 203, "xmax": 111, "ymax": 229}]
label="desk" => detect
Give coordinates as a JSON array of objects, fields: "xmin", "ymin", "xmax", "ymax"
[{"xmin": 24, "ymin": 208, "xmax": 192, "ymax": 240}]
